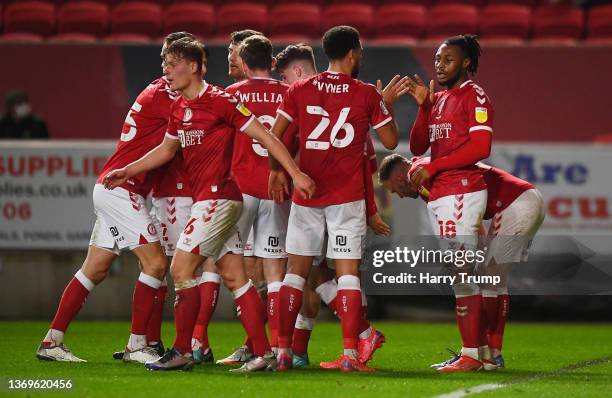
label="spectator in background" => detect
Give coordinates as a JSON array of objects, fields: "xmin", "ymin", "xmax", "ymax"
[{"xmin": 0, "ymin": 90, "xmax": 49, "ymax": 139}]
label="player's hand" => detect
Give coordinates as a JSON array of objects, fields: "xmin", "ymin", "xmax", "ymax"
[
  {"xmin": 268, "ymin": 170, "xmax": 290, "ymax": 203},
  {"xmin": 406, "ymin": 74, "xmax": 435, "ymax": 105},
  {"xmin": 368, "ymin": 213, "xmax": 391, "ymax": 236},
  {"xmin": 102, "ymin": 168, "xmax": 129, "ymax": 190},
  {"xmin": 292, "ymin": 171, "xmax": 316, "ymax": 200},
  {"xmin": 377, "ymin": 75, "xmax": 411, "ymax": 107},
  {"xmin": 410, "ymin": 165, "xmax": 431, "ymax": 186}
]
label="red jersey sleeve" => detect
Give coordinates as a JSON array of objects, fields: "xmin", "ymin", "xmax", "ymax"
[
  {"xmin": 165, "ymin": 101, "xmax": 180, "ymax": 140},
  {"xmin": 409, "ymin": 93, "xmax": 437, "ymax": 156},
  {"xmin": 465, "ymin": 84, "xmax": 494, "ymax": 134},
  {"xmin": 277, "ymin": 83, "xmax": 298, "ymax": 123},
  {"xmin": 218, "ymin": 93, "xmax": 256, "ymax": 132},
  {"xmin": 366, "ymin": 85, "xmax": 393, "ymax": 130}
]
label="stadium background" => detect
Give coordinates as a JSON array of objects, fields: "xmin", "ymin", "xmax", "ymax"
[{"xmin": 0, "ymin": 0, "xmax": 611, "ymax": 324}]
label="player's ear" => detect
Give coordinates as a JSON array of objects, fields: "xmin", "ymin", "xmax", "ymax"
[
  {"xmin": 294, "ymin": 65, "xmax": 302, "ymax": 78},
  {"xmin": 462, "ymin": 57, "xmax": 471, "ymax": 71},
  {"xmin": 271, "ymin": 57, "xmax": 277, "ymax": 71}
]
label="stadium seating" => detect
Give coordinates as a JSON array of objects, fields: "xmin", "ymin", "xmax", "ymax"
[
  {"xmin": 479, "ymin": 4, "xmax": 531, "ymax": 41},
  {"xmin": 532, "ymin": 5, "xmax": 584, "ymax": 43},
  {"xmin": 48, "ymin": 32, "xmax": 98, "ymax": 43},
  {"xmin": 322, "ymin": 4, "xmax": 374, "ymax": 37},
  {"xmin": 0, "ymin": 0, "xmax": 601, "ymax": 45},
  {"xmin": 373, "ymin": 4, "xmax": 426, "ymax": 41},
  {"xmin": 163, "ymin": 2, "xmax": 214, "ymax": 38},
  {"xmin": 105, "ymin": 32, "xmax": 152, "ymax": 43},
  {"xmin": 216, "ymin": 3, "xmax": 267, "ymax": 37},
  {"xmin": 4, "ymin": 1, "xmax": 55, "ymax": 36},
  {"xmin": 0, "ymin": 32, "xmax": 44, "ymax": 43},
  {"xmin": 587, "ymin": 5, "xmax": 612, "ymax": 40},
  {"xmin": 110, "ymin": 1, "xmax": 162, "ymax": 37},
  {"xmin": 268, "ymin": 4, "xmax": 321, "ymax": 39},
  {"xmin": 427, "ymin": 4, "xmax": 478, "ymax": 39},
  {"xmin": 57, "ymin": 1, "xmax": 109, "ymax": 37}
]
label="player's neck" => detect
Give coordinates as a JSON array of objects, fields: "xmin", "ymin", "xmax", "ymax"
[
  {"xmin": 247, "ymin": 70, "xmax": 272, "ymax": 79},
  {"xmin": 447, "ymin": 73, "xmax": 469, "ymax": 90},
  {"xmin": 327, "ymin": 62, "xmax": 351, "ymax": 77},
  {"xmin": 182, "ymin": 79, "xmax": 205, "ymax": 100}
]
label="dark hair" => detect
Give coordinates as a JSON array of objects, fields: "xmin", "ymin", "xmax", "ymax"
[
  {"xmin": 230, "ymin": 29, "xmax": 264, "ymax": 45},
  {"xmin": 444, "ymin": 34, "xmax": 482, "ymax": 75},
  {"xmin": 275, "ymin": 43, "xmax": 316, "ymax": 72},
  {"xmin": 165, "ymin": 38, "xmax": 206, "ymax": 73},
  {"xmin": 239, "ymin": 35, "xmax": 273, "ymax": 71},
  {"xmin": 164, "ymin": 31, "xmax": 195, "ymax": 46},
  {"xmin": 163, "ymin": 32, "xmax": 208, "ymax": 62},
  {"xmin": 322, "ymin": 25, "xmax": 361, "ymax": 61},
  {"xmin": 378, "ymin": 153, "xmax": 409, "ymax": 183}
]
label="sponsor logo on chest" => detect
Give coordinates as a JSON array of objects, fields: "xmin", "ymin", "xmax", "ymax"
[{"xmin": 428, "ymin": 122, "xmax": 452, "ymax": 142}]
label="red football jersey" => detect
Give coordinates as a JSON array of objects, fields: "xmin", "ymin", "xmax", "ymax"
[
  {"xmin": 277, "ymin": 71, "xmax": 392, "ymax": 206},
  {"xmin": 150, "ymin": 152, "xmax": 192, "ymax": 198},
  {"xmin": 478, "ymin": 163, "xmax": 534, "ymax": 219},
  {"xmin": 425, "ymin": 80, "xmax": 494, "ymax": 201},
  {"xmin": 166, "ymin": 82, "xmax": 255, "ymax": 202},
  {"xmin": 227, "ymin": 77, "xmax": 298, "ymax": 199},
  {"xmin": 410, "ymin": 157, "xmax": 533, "ymax": 220},
  {"xmin": 97, "ymin": 77, "xmax": 175, "ymax": 197}
]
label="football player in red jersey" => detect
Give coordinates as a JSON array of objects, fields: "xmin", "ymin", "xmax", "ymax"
[
  {"xmin": 224, "ymin": 35, "xmax": 298, "ymax": 357},
  {"xmin": 274, "ymin": 43, "xmax": 405, "ymax": 367},
  {"xmin": 405, "ymin": 34, "xmax": 497, "ymax": 372},
  {"xmin": 379, "ymin": 154, "xmax": 545, "ymax": 371},
  {"xmin": 268, "ymin": 26, "xmax": 402, "ymax": 372},
  {"xmin": 36, "ymin": 32, "xmax": 196, "ymax": 365},
  {"xmin": 104, "ymin": 38, "xmax": 315, "ymax": 372},
  {"xmin": 193, "ymin": 29, "xmax": 266, "ymax": 366}
]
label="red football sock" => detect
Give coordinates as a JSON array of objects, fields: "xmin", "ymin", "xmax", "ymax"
[
  {"xmin": 131, "ymin": 274, "xmax": 162, "ymax": 336},
  {"xmin": 292, "ymin": 328, "xmax": 312, "ymax": 355},
  {"xmin": 338, "ymin": 289, "xmax": 362, "ymax": 350},
  {"xmin": 50, "ymin": 272, "xmax": 92, "ymax": 332},
  {"xmin": 489, "ymin": 294, "xmax": 509, "ymax": 350},
  {"xmin": 267, "ymin": 288, "xmax": 280, "ymax": 348},
  {"xmin": 173, "ymin": 282, "xmax": 200, "ymax": 355},
  {"xmin": 455, "ymin": 295, "xmax": 482, "ymax": 349},
  {"xmin": 146, "ymin": 284, "xmax": 167, "ymax": 343},
  {"xmin": 278, "ymin": 274, "xmax": 305, "ymax": 349},
  {"xmin": 192, "ymin": 274, "xmax": 220, "ymax": 350},
  {"xmin": 234, "ymin": 283, "xmax": 270, "ymax": 357},
  {"xmin": 359, "ymin": 305, "xmax": 371, "ymax": 335},
  {"xmin": 482, "ymin": 294, "xmax": 499, "ymax": 346}
]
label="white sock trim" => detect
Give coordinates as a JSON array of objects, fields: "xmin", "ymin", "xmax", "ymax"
[
  {"xmin": 481, "ymin": 289, "xmax": 498, "ymax": 298},
  {"xmin": 233, "ymin": 280, "xmax": 253, "ymax": 299},
  {"xmin": 75, "ymin": 270, "xmax": 95, "ymax": 291},
  {"xmin": 201, "ymin": 272, "xmax": 221, "ymax": 284},
  {"xmin": 174, "ymin": 279, "xmax": 198, "ymax": 290},
  {"xmin": 295, "ymin": 314, "xmax": 314, "ymax": 330},
  {"xmin": 267, "ymin": 281, "xmax": 283, "ymax": 293},
  {"xmin": 283, "ymin": 273, "xmax": 306, "ymax": 291},
  {"xmin": 315, "ymin": 280, "xmax": 337, "ymax": 305},
  {"xmin": 453, "ymin": 282, "xmax": 479, "ymax": 297},
  {"xmin": 337, "ymin": 275, "xmax": 361, "ymax": 291},
  {"xmin": 498, "ymin": 287, "xmax": 509, "ymax": 295},
  {"xmin": 138, "ymin": 272, "xmax": 162, "ymax": 289}
]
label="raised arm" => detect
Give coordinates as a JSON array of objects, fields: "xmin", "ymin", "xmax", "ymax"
[{"xmin": 103, "ymin": 136, "xmax": 179, "ymax": 189}]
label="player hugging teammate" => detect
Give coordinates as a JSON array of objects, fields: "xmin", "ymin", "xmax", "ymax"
[
  {"xmin": 36, "ymin": 26, "xmax": 543, "ymax": 375},
  {"xmin": 379, "ymin": 34, "xmax": 545, "ymax": 372}
]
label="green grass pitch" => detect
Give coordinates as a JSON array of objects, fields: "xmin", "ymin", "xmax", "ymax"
[{"xmin": 0, "ymin": 322, "xmax": 611, "ymax": 397}]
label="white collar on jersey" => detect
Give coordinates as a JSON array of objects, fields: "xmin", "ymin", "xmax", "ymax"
[
  {"xmin": 197, "ymin": 80, "xmax": 209, "ymax": 98},
  {"xmin": 249, "ymin": 76, "xmax": 275, "ymax": 80},
  {"xmin": 460, "ymin": 80, "xmax": 473, "ymax": 89}
]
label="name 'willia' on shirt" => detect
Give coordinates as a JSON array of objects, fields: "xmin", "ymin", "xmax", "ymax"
[{"xmin": 236, "ymin": 91, "xmax": 283, "ymax": 104}]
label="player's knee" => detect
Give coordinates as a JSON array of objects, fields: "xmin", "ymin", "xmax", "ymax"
[{"xmin": 142, "ymin": 257, "xmax": 167, "ymax": 279}]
